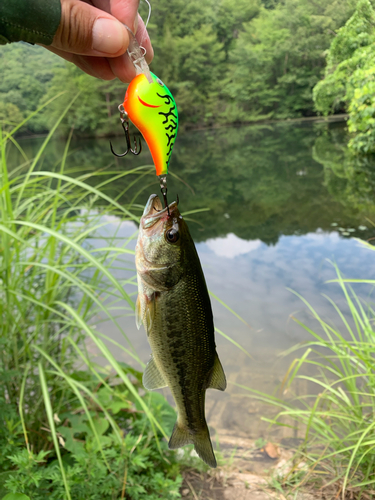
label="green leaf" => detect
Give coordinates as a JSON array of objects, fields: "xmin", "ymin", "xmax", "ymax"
[
  {"xmin": 92, "ymin": 416, "xmax": 110, "ymax": 436},
  {"xmin": 2, "ymin": 494, "xmax": 31, "ymax": 500}
]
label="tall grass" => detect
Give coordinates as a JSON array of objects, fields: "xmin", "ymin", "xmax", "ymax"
[
  {"xmin": 0, "ymin": 110, "xmax": 180, "ymax": 498},
  {"xmin": 238, "ymin": 254, "xmax": 375, "ymax": 499}
]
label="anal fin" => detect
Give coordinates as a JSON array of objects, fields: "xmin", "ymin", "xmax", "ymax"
[
  {"xmin": 168, "ymin": 422, "xmax": 217, "ymax": 468},
  {"xmin": 207, "ymin": 353, "xmax": 227, "ymax": 391},
  {"xmin": 143, "ymin": 356, "xmax": 168, "ymax": 390},
  {"xmin": 168, "ymin": 422, "xmax": 192, "ymax": 449}
]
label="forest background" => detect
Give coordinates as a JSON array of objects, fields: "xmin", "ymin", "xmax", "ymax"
[{"xmin": 1, "ymin": 0, "xmax": 375, "ymax": 145}]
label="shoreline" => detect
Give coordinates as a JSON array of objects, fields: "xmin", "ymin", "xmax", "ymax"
[{"xmin": 15, "ymin": 114, "xmax": 348, "ymax": 141}]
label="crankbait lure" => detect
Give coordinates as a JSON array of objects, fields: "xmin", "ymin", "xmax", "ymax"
[
  {"xmin": 110, "ymin": 28, "xmax": 178, "ymax": 210},
  {"xmin": 124, "ymin": 72, "xmax": 178, "ymax": 178}
]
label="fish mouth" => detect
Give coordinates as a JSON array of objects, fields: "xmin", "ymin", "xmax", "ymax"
[
  {"xmin": 141, "ymin": 194, "xmax": 179, "ymax": 229},
  {"xmin": 142, "ymin": 194, "xmax": 178, "ymax": 217},
  {"xmin": 143, "ymin": 194, "xmax": 163, "ymax": 216}
]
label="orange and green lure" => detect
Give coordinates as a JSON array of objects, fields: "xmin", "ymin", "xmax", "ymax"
[{"xmin": 123, "ymin": 72, "xmax": 178, "ymax": 177}]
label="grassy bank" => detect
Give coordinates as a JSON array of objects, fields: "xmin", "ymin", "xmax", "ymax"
[
  {"xmin": 240, "ymin": 250, "xmax": 375, "ymax": 499},
  {"xmin": 0, "ymin": 110, "xmax": 183, "ymax": 499}
]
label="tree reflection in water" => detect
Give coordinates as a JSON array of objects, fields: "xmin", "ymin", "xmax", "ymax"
[{"xmin": 13, "ymin": 120, "xmax": 375, "ymax": 245}]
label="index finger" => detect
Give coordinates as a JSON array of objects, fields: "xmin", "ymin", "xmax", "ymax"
[{"xmin": 91, "ymin": 0, "xmax": 153, "ymax": 83}]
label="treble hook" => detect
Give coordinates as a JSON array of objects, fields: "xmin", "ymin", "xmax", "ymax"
[{"xmin": 110, "ymin": 105, "xmax": 142, "ymax": 157}]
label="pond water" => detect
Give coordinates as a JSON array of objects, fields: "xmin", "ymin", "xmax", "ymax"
[{"xmin": 15, "ymin": 119, "xmax": 375, "ymax": 452}]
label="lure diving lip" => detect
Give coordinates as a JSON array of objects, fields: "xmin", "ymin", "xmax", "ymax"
[{"xmin": 123, "ymin": 72, "xmax": 178, "ymax": 178}]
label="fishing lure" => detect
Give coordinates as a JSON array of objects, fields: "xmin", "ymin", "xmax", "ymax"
[
  {"xmin": 111, "ymin": 29, "xmax": 178, "ymax": 209},
  {"xmin": 124, "ymin": 72, "xmax": 178, "ymax": 178}
]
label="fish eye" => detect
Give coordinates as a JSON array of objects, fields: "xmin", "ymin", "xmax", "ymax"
[
  {"xmin": 165, "ymin": 228, "xmax": 179, "ymax": 244},
  {"xmin": 156, "ymin": 78, "xmax": 164, "ymax": 87}
]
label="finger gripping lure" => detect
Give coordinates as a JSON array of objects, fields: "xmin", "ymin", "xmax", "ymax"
[{"xmin": 124, "ymin": 72, "xmax": 178, "ymax": 178}]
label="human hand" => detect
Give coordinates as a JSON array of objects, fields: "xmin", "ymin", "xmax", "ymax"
[{"xmin": 45, "ymin": 0, "xmax": 153, "ymax": 83}]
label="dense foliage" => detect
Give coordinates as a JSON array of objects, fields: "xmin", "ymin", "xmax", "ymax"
[
  {"xmin": 0, "ymin": 123, "xmax": 183, "ymax": 499},
  {"xmin": 223, "ymin": 0, "xmax": 356, "ymax": 120},
  {"xmin": 0, "ymin": 0, "xmax": 365, "ymax": 135},
  {"xmin": 0, "ymin": 371, "xmax": 181, "ymax": 500},
  {"xmin": 313, "ymin": 0, "xmax": 375, "ymax": 153}
]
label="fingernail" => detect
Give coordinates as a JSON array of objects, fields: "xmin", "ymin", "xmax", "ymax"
[{"xmin": 92, "ymin": 18, "xmax": 127, "ymax": 54}]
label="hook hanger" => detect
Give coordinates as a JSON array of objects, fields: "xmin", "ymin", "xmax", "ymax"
[{"xmin": 159, "ymin": 174, "xmax": 170, "ymax": 215}]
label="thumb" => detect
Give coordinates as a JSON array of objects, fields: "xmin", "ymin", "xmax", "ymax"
[{"xmin": 52, "ymin": 0, "xmax": 129, "ymax": 56}]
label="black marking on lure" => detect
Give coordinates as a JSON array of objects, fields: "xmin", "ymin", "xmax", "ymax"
[
  {"xmin": 157, "ymin": 93, "xmax": 173, "ymax": 105},
  {"xmin": 166, "ymin": 133, "xmax": 176, "ymax": 147},
  {"xmin": 156, "ymin": 94, "xmax": 178, "ymax": 169},
  {"xmin": 165, "ymin": 122, "xmax": 178, "ymax": 132},
  {"xmin": 158, "ymin": 106, "xmax": 177, "ymax": 124}
]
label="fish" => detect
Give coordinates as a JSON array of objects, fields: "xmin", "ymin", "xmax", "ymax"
[
  {"xmin": 123, "ymin": 72, "xmax": 178, "ymax": 177},
  {"xmin": 135, "ymin": 194, "xmax": 226, "ymax": 468}
]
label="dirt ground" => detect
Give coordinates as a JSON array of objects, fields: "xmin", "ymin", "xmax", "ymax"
[
  {"xmin": 180, "ymin": 470, "xmax": 316, "ymax": 500},
  {"xmin": 178, "ymin": 434, "xmax": 324, "ymax": 500},
  {"xmin": 174, "ymin": 361, "xmax": 327, "ymax": 499},
  {"xmin": 155, "ymin": 354, "xmax": 341, "ymax": 499}
]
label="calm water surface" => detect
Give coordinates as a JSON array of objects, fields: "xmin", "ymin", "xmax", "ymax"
[{"xmin": 17, "ymin": 120, "xmax": 375, "ymax": 443}]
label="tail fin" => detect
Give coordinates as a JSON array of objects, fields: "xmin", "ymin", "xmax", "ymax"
[
  {"xmin": 193, "ymin": 427, "xmax": 217, "ymax": 468},
  {"xmin": 168, "ymin": 422, "xmax": 217, "ymax": 468}
]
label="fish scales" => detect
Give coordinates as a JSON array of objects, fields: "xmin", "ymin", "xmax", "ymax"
[
  {"xmin": 149, "ymin": 276, "xmax": 215, "ymax": 428},
  {"xmin": 135, "ymin": 194, "xmax": 226, "ymax": 468}
]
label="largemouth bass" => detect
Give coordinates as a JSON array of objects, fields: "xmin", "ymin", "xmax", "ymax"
[{"xmin": 135, "ymin": 194, "xmax": 226, "ymax": 468}]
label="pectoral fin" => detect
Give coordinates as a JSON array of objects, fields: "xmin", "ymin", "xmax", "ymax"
[
  {"xmin": 144, "ymin": 295, "xmax": 155, "ymax": 334},
  {"xmin": 207, "ymin": 354, "xmax": 227, "ymax": 391},
  {"xmin": 135, "ymin": 295, "xmax": 143, "ymax": 330},
  {"xmin": 135, "ymin": 293, "xmax": 155, "ymax": 335},
  {"xmin": 143, "ymin": 356, "xmax": 168, "ymax": 390}
]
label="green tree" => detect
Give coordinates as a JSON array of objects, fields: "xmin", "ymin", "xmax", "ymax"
[
  {"xmin": 215, "ymin": 0, "xmax": 260, "ymax": 57},
  {"xmin": 313, "ymin": 0, "xmax": 375, "ymax": 115},
  {"xmin": 0, "ymin": 0, "xmax": 364, "ymax": 134},
  {"xmin": 224, "ymin": 0, "xmax": 357, "ymax": 121},
  {"xmin": 347, "ymin": 64, "xmax": 375, "ymax": 152},
  {"xmin": 313, "ymin": 0, "xmax": 375, "ymax": 152},
  {"xmin": 0, "ymin": 43, "xmax": 63, "ymax": 132},
  {"xmin": 0, "ymin": 102, "xmax": 23, "ymax": 127}
]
